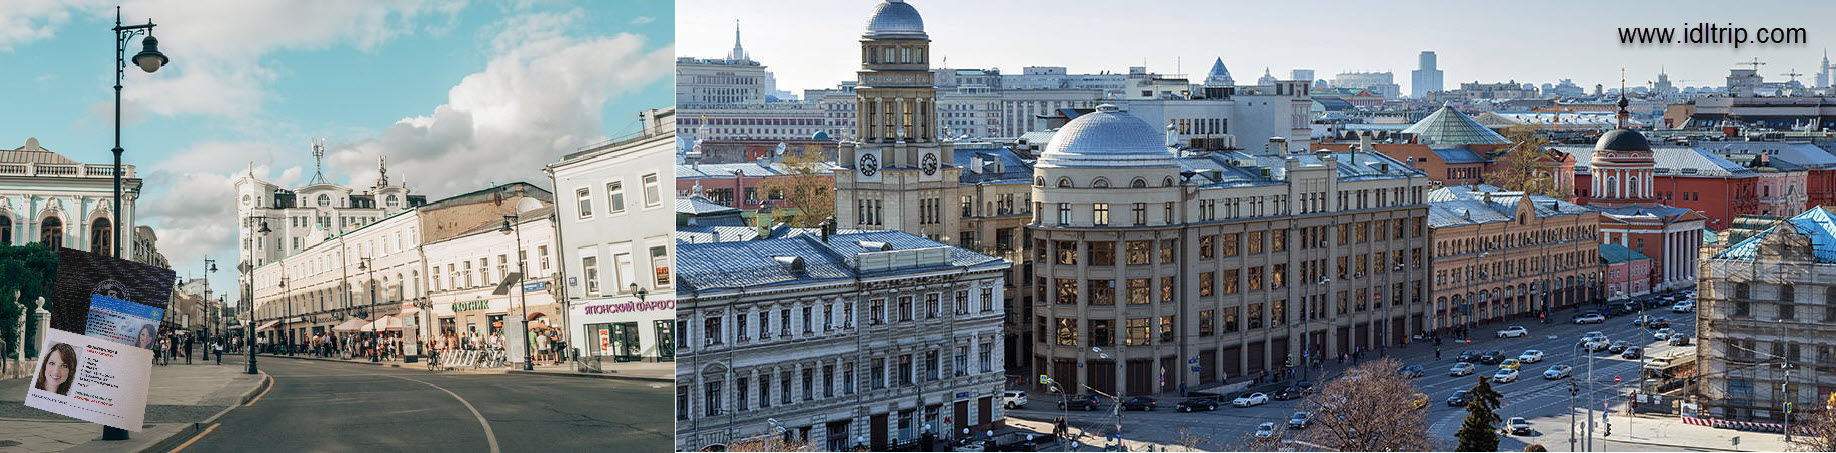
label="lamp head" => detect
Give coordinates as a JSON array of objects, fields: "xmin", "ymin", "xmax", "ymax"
[{"xmin": 133, "ymin": 34, "xmax": 168, "ymax": 73}]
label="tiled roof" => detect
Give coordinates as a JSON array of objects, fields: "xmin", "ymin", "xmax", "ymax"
[
  {"xmin": 1424, "ymin": 185, "xmax": 1593, "ymax": 228},
  {"xmin": 676, "ymin": 195, "xmax": 739, "ymax": 215},
  {"xmin": 677, "ymin": 231, "xmax": 1004, "ymax": 291},
  {"xmin": 1695, "ymin": 141, "xmax": 1836, "ymax": 170},
  {"xmin": 1651, "ymin": 148, "xmax": 1755, "ymax": 178},
  {"xmin": 1431, "ymin": 147, "xmax": 1490, "ymax": 164},
  {"xmin": 677, "ymin": 160, "xmax": 838, "ymax": 179}
]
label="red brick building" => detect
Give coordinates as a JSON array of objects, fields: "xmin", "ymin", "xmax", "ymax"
[
  {"xmin": 1563, "ymin": 146, "xmax": 1760, "ymax": 231},
  {"xmin": 1569, "ymin": 98, "xmax": 1708, "ymax": 293}
]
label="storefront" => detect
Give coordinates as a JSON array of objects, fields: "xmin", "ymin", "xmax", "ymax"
[{"xmin": 570, "ymin": 295, "xmax": 675, "ymax": 363}]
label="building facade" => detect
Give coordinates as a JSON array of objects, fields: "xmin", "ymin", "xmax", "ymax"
[
  {"xmin": 548, "ymin": 108, "xmax": 679, "ymax": 364},
  {"xmin": 1027, "ymin": 105, "xmax": 1430, "ymax": 395},
  {"xmin": 1424, "ymin": 185, "xmax": 1601, "ymax": 332},
  {"xmin": 1600, "ymin": 243, "xmax": 1652, "ymax": 301},
  {"xmin": 421, "ymin": 203, "xmax": 558, "ymax": 365},
  {"xmin": 235, "ymin": 142, "xmax": 424, "ymax": 269},
  {"xmin": 675, "ymin": 230, "xmax": 1008, "ymax": 451},
  {"xmin": 1574, "ymin": 101, "xmax": 1708, "ymax": 293},
  {"xmin": 0, "ymin": 137, "xmax": 141, "ymax": 255},
  {"xmin": 1411, "ymin": 51, "xmax": 1443, "ymax": 99},
  {"xmin": 1699, "ymin": 206, "xmax": 1836, "ymax": 422}
]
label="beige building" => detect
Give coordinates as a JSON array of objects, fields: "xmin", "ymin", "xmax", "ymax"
[
  {"xmin": 1027, "ymin": 104, "xmax": 1430, "ymax": 395},
  {"xmin": 1424, "ymin": 185, "xmax": 1602, "ymax": 332},
  {"xmin": 1698, "ymin": 207, "xmax": 1836, "ymax": 422}
]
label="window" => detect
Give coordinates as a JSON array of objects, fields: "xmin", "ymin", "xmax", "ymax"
[
  {"xmin": 38, "ymin": 217, "xmax": 62, "ymax": 249},
  {"xmin": 1057, "ymin": 203, "xmax": 1071, "ymax": 225},
  {"xmin": 1090, "ymin": 280, "xmax": 1114, "ymax": 305},
  {"xmin": 1222, "ymin": 307, "xmax": 1239, "ymax": 332},
  {"xmin": 580, "ymin": 255, "xmax": 600, "ymax": 295},
  {"xmin": 89, "ymin": 218, "xmax": 112, "ymax": 255},
  {"xmin": 1127, "ymin": 279, "xmax": 1150, "ymax": 304},
  {"xmin": 1161, "ymin": 239, "xmax": 1176, "ymax": 263},
  {"xmin": 871, "ymin": 358, "xmax": 885, "ymax": 389},
  {"xmin": 1199, "ymin": 235, "xmax": 1215, "ymax": 259},
  {"xmin": 651, "ymin": 245, "xmax": 672, "ymax": 287},
  {"xmin": 925, "ymin": 293, "xmax": 940, "ymax": 318},
  {"xmin": 1222, "ymin": 233, "xmax": 1240, "ymax": 256},
  {"xmin": 1222, "ymin": 269, "xmax": 1240, "ymax": 294},
  {"xmin": 1199, "ymin": 272, "xmax": 1215, "ymax": 297},
  {"xmin": 643, "ymin": 173, "xmax": 662, "ymax": 207},
  {"xmin": 1089, "ymin": 241, "xmax": 1114, "ymax": 266},
  {"xmin": 1126, "ymin": 240, "xmax": 1151, "ymax": 265},
  {"xmin": 1126, "ymin": 318, "xmax": 1150, "ymax": 346},
  {"xmin": 898, "ymin": 354, "xmax": 914, "ymax": 386},
  {"xmin": 980, "ymin": 287, "xmax": 994, "ymax": 312},
  {"xmin": 607, "ymin": 182, "xmax": 626, "ymax": 214},
  {"xmin": 1056, "ymin": 241, "xmax": 1078, "ymax": 265},
  {"xmin": 1132, "ymin": 203, "xmax": 1147, "ymax": 225},
  {"xmin": 703, "ymin": 381, "xmax": 721, "ymax": 417},
  {"xmin": 1092, "ymin": 203, "xmax": 1109, "ymax": 226},
  {"xmin": 1199, "ymin": 309, "xmax": 1214, "ymax": 336},
  {"xmin": 1248, "ymin": 231, "xmax": 1263, "ymax": 254},
  {"xmin": 1056, "ymin": 318, "xmax": 1078, "ymax": 346},
  {"xmin": 576, "ymin": 188, "xmax": 593, "ymax": 218},
  {"xmin": 1159, "ymin": 316, "xmax": 1175, "ymax": 343},
  {"xmin": 1091, "ymin": 320, "xmax": 1113, "ymax": 347},
  {"xmin": 1160, "ymin": 277, "xmax": 1175, "ymax": 303},
  {"xmin": 898, "ymin": 296, "xmax": 913, "ymax": 321}
]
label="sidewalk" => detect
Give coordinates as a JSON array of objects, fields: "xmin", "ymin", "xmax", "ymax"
[
  {"xmin": 0, "ymin": 360, "xmax": 267, "ymax": 453},
  {"xmin": 256, "ymin": 353, "xmax": 673, "ymax": 382},
  {"xmin": 1595, "ymin": 413, "xmax": 1788, "ymax": 452}
]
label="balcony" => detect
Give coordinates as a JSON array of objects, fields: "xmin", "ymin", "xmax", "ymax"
[{"xmin": 0, "ymin": 162, "xmax": 134, "ymax": 179}]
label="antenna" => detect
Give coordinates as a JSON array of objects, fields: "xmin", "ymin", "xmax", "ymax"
[
  {"xmin": 1739, "ymin": 57, "xmax": 1767, "ymax": 71},
  {"xmin": 308, "ymin": 139, "xmax": 327, "ymax": 185},
  {"xmin": 1781, "ymin": 69, "xmax": 1804, "ymax": 83}
]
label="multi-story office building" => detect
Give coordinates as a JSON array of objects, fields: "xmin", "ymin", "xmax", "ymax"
[
  {"xmin": 548, "ymin": 108, "xmax": 679, "ymax": 364},
  {"xmin": 1026, "ymin": 104, "xmax": 1430, "ymax": 395},
  {"xmin": 1423, "ymin": 185, "xmax": 1601, "ymax": 331},
  {"xmin": 678, "ymin": 24, "xmax": 828, "ymax": 142},
  {"xmin": 1411, "ymin": 51, "xmax": 1443, "ymax": 98},
  {"xmin": 674, "ymin": 229, "xmax": 1008, "ymax": 452},
  {"xmin": 1333, "ymin": 71, "xmax": 1401, "ymax": 99},
  {"xmin": 1699, "ymin": 206, "xmax": 1836, "ymax": 422},
  {"xmin": 0, "ymin": 137, "xmax": 142, "ymax": 254}
]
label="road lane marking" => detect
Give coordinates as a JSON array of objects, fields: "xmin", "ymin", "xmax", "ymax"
[
  {"xmin": 168, "ymin": 423, "xmax": 220, "ymax": 452},
  {"xmin": 243, "ymin": 380, "xmax": 275, "ymax": 406},
  {"xmin": 383, "ymin": 374, "xmax": 501, "ymax": 453}
]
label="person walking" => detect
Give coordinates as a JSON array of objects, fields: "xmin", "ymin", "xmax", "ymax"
[
  {"xmin": 184, "ymin": 335, "xmax": 195, "ymax": 365},
  {"xmin": 214, "ymin": 339, "xmax": 224, "ymax": 364},
  {"xmin": 1435, "ymin": 346, "xmax": 1442, "ymax": 360}
]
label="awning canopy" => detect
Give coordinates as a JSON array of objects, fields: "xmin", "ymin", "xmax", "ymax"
[
  {"xmin": 362, "ymin": 315, "xmax": 405, "ymax": 332},
  {"xmin": 332, "ymin": 318, "xmax": 370, "ymax": 332},
  {"xmin": 255, "ymin": 320, "xmax": 281, "ymax": 331}
]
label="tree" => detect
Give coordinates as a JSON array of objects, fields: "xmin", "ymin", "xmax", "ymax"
[
  {"xmin": 1787, "ymin": 394, "xmax": 1836, "ymax": 451},
  {"xmin": 0, "ymin": 243, "xmax": 60, "ymax": 360},
  {"xmin": 1481, "ymin": 125, "xmax": 1571, "ymax": 198},
  {"xmin": 724, "ymin": 434, "xmax": 810, "ymax": 452},
  {"xmin": 755, "ymin": 144, "xmax": 836, "ymax": 228},
  {"xmin": 1296, "ymin": 357, "xmax": 1435, "ymax": 451},
  {"xmin": 1456, "ymin": 376, "xmax": 1506, "ymax": 452},
  {"xmin": 1524, "ymin": 444, "xmax": 1548, "ymax": 451}
]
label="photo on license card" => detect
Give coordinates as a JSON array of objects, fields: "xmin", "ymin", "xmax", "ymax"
[{"xmin": 84, "ymin": 294, "xmax": 165, "ymax": 350}]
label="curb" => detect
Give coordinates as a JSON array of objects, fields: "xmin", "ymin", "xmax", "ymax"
[
  {"xmin": 256, "ymin": 354, "xmax": 399, "ymax": 367},
  {"xmin": 1600, "ymin": 435, "xmax": 1746, "ymax": 452},
  {"xmin": 137, "ymin": 371, "xmax": 271, "ymax": 453},
  {"xmin": 259, "ymin": 354, "xmax": 666, "ymax": 381}
]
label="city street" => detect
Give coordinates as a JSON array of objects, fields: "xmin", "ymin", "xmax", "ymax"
[
  {"xmin": 1006, "ymin": 301, "xmax": 1745, "ymax": 451},
  {"xmin": 175, "ymin": 355, "xmax": 672, "ymax": 452}
]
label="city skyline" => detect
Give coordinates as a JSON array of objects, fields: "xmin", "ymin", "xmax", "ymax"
[
  {"xmin": 0, "ymin": 1, "xmax": 674, "ymax": 302},
  {"xmin": 680, "ymin": 0, "xmax": 1833, "ymax": 97}
]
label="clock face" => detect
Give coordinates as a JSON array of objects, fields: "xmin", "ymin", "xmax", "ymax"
[
  {"xmin": 859, "ymin": 153, "xmax": 879, "ymax": 177},
  {"xmin": 921, "ymin": 153, "xmax": 939, "ymax": 175}
]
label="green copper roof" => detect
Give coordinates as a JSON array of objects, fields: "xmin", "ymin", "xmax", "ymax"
[{"xmin": 1403, "ymin": 105, "xmax": 1510, "ymax": 145}]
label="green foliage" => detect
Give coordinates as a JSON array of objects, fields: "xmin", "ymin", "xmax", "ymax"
[
  {"xmin": 1455, "ymin": 376, "xmax": 1504, "ymax": 452},
  {"xmin": 0, "ymin": 243, "xmax": 60, "ymax": 359}
]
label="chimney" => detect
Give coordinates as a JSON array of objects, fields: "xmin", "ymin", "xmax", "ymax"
[{"xmin": 1359, "ymin": 132, "xmax": 1373, "ymax": 154}]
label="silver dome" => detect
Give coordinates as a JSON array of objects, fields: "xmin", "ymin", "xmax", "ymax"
[
  {"xmin": 865, "ymin": 0, "xmax": 926, "ymax": 39},
  {"xmin": 1038, "ymin": 105, "xmax": 1178, "ymax": 168}
]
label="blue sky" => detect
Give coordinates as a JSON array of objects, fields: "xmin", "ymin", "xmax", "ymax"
[
  {"xmin": 681, "ymin": 0, "xmax": 1831, "ymax": 96},
  {"xmin": 0, "ymin": 0, "xmax": 674, "ymax": 304}
]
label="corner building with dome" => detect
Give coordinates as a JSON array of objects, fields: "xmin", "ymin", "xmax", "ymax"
[{"xmin": 1027, "ymin": 104, "xmax": 1431, "ymax": 396}]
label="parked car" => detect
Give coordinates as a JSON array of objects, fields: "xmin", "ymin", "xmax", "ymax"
[
  {"xmin": 1233, "ymin": 392, "xmax": 1270, "ymax": 407},
  {"xmin": 1608, "ymin": 340, "xmax": 1634, "ymax": 354},
  {"xmin": 1120, "ymin": 396, "xmax": 1158, "ymax": 411},
  {"xmin": 1519, "ymin": 350, "xmax": 1545, "ymax": 363},
  {"xmin": 1622, "ymin": 347, "xmax": 1644, "ymax": 359},
  {"xmin": 1493, "ymin": 369, "xmax": 1520, "ymax": 383},
  {"xmin": 1294, "ymin": 381, "xmax": 1314, "ymax": 393},
  {"xmin": 1496, "ymin": 326, "xmax": 1530, "ymax": 338},
  {"xmin": 1672, "ymin": 301, "xmax": 1695, "ymax": 313},
  {"xmin": 1510, "ymin": 417, "xmax": 1532, "ymax": 435},
  {"xmin": 1058, "ymin": 394, "xmax": 1101, "ymax": 411},
  {"xmin": 1652, "ymin": 328, "xmax": 1675, "ymax": 340},
  {"xmin": 1447, "ymin": 390, "xmax": 1471, "ymax": 407},
  {"xmin": 1397, "ymin": 365, "xmax": 1425, "ymax": 378},
  {"xmin": 1288, "ymin": 412, "xmax": 1312, "ymax": 429},
  {"xmin": 1457, "ymin": 350, "xmax": 1480, "ymax": 363},
  {"xmin": 1574, "ymin": 313, "xmax": 1606, "ymax": 324},
  {"xmin": 1255, "ymin": 422, "xmax": 1278, "ymax": 439},
  {"xmin": 1003, "ymin": 390, "xmax": 1028, "ymax": 409},
  {"xmin": 1544, "ymin": 364, "xmax": 1573, "ymax": 379},
  {"xmin": 1176, "ymin": 397, "xmax": 1220, "ymax": 412},
  {"xmin": 1449, "ymin": 362, "xmax": 1477, "ymax": 376},
  {"xmin": 1669, "ymin": 334, "xmax": 1692, "ymax": 346},
  {"xmin": 1273, "ymin": 386, "xmax": 1304, "ymax": 401},
  {"xmin": 1498, "ymin": 359, "xmax": 1522, "ymax": 370},
  {"xmin": 1479, "ymin": 351, "xmax": 1506, "ymax": 365}
]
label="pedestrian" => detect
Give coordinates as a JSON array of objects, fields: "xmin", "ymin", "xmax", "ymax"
[
  {"xmin": 184, "ymin": 335, "xmax": 195, "ymax": 364},
  {"xmin": 214, "ymin": 340, "xmax": 224, "ymax": 364},
  {"xmin": 1435, "ymin": 346, "xmax": 1442, "ymax": 360}
]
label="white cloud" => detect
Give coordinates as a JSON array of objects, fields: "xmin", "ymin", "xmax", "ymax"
[
  {"xmin": 630, "ymin": 16, "xmax": 654, "ymax": 24},
  {"xmin": 0, "ymin": 0, "xmax": 104, "ymax": 52}
]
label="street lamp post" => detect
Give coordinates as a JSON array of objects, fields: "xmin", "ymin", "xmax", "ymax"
[
  {"xmin": 246, "ymin": 219, "xmax": 268, "ymax": 374},
  {"xmin": 501, "ymin": 215, "xmax": 534, "ymax": 371},
  {"xmin": 203, "ymin": 257, "xmax": 216, "ymax": 343},
  {"xmin": 281, "ymin": 276, "xmax": 292, "ymax": 356},
  {"xmin": 358, "ymin": 257, "xmax": 377, "ymax": 362},
  {"xmin": 101, "ymin": 11, "xmax": 168, "ymax": 441}
]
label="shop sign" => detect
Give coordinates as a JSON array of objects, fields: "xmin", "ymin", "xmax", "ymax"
[
  {"xmin": 582, "ymin": 299, "xmax": 675, "ymax": 315},
  {"xmin": 454, "ymin": 300, "xmax": 491, "ymax": 312}
]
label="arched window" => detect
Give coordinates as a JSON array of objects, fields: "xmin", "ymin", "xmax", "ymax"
[
  {"xmin": 40, "ymin": 217, "xmax": 63, "ymax": 249},
  {"xmin": 90, "ymin": 218, "xmax": 112, "ymax": 255},
  {"xmin": 1628, "ymin": 177, "xmax": 1640, "ymax": 198},
  {"xmin": 1604, "ymin": 176, "xmax": 1617, "ymax": 198},
  {"xmin": 1091, "ymin": 178, "xmax": 1110, "ymax": 188},
  {"xmin": 317, "ymin": 194, "xmax": 332, "ymax": 207},
  {"xmin": 0, "ymin": 216, "xmax": 10, "ymax": 245},
  {"xmin": 1057, "ymin": 177, "xmax": 1072, "ymax": 188},
  {"xmin": 1131, "ymin": 178, "xmax": 1147, "ymax": 188},
  {"xmin": 386, "ymin": 195, "xmax": 399, "ymax": 207},
  {"xmin": 1034, "ymin": 177, "xmax": 1045, "ymax": 186},
  {"xmin": 1164, "ymin": 176, "xmax": 1176, "ymax": 187}
]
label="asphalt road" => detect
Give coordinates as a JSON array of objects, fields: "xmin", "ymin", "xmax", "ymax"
[
  {"xmin": 1008, "ymin": 301, "xmax": 1700, "ymax": 451},
  {"xmin": 173, "ymin": 356, "xmax": 672, "ymax": 453}
]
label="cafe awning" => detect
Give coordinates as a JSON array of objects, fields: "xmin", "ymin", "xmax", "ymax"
[
  {"xmin": 255, "ymin": 320, "xmax": 280, "ymax": 331},
  {"xmin": 363, "ymin": 315, "xmax": 405, "ymax": 332}
]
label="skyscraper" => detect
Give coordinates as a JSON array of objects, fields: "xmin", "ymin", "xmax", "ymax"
[{"xmin": 1411, "ymin": 50, "xmax": 1443, "ymax": 98}]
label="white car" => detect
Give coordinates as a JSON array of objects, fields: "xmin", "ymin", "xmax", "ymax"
[
  {"xmin": 1518, "ymin": 350, "xmax": 1545, "ymax": 363},
  {"xmin": 1233, "ymin": 392, "xmax": 1270, "ymax": 407},
  {"xmin": 1255, "ymin": 422, "xmax": 1278, "ymax": 439},
  {"xmin": 1449, "ymin": 362, "xmax": 1477, "ymax": 376},
  {"xmin": 1493, "ymin": 369, "xmax": 1520, "ymax": 383},
  {"xmin": 1495, "ymin": 326, "xmax": 1529, "ymax": 338},
  {"xmin": 1652, "ymin": 328, "xmax": 1675, "ymax": 340},
  {"xmin": 1574, "ymin": 313, "xmax": 1605, "ymax": 324},
  {"xmin": 1584, "ymin": 339, "xmax": 1612, "ymax": 352},
  {"xmin": 1003, "ymin": 390, "xmax": 1028, "ymax": 409},
  {"xmin": 1672, "ymin": 301, "xmax": 1694, "ymax": 313},
  {"xmin": 1543, "ymin": 365, "xmax": 1573, "ymax": 379}
]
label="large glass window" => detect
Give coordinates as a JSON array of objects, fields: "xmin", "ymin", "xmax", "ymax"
[
  {"xmin": 1126, "ymin": 241, "xmax": 1151, "ymax": 265},
  {"xmin": 607, "ymin": 181, "xmax": 626, "ymax": 214},
  {"xmin": 643, "ymin": 173, "xmax": 662, "ymax": 207},
  {"xmin": 1089, "ymin": 241, "xmax": 1114, "ymax": 266},
  {"xmin": 576, "ymin": 189, "xmax": 593, "ymax": 218}
]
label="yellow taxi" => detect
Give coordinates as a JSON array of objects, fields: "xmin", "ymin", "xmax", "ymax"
[{"xmin": 1498, "ymin": 358, "xmax": 1522, "ymax": 370}]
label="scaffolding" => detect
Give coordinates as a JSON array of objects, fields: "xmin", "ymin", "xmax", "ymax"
[{"xmin": 1699, "ymin": 218, "xmax": 1824, "ymax": 422}]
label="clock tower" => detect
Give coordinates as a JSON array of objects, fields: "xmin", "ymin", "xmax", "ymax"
[{"xmin": 836, "ymin": 0, "xmax": 959, "ymax": 241}]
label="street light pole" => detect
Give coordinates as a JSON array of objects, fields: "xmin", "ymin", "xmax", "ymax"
[
  {"xmin": 502, "ymin": 215, "xmax": 534, "ymax": 371},
  {"xmin": 103, "ymin": 10, "xmax": 167, "ymax": 441},
  {"xmin": 282, "ymin": 275, "xmax": 292, "ymax": 356},
  {"xmin": 203, "ymin": 257, "xmax": 217, "ymax": 342},
  {"xmin": 246, "ymin": 219, "xmax": 268, "ymax": 374},
  {"xmin": 358, "ymin": 257, "xmax": 377, "ymax": 362}
]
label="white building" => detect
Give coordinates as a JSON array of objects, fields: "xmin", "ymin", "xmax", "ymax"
[
  {"xmin": 1333, "ymin": 71, "xmax": 1402, "ymax": 99},
  {"xmin": 547, "ymin": 108, "xmax": 679, "ymax": 365},
  {"xmin": 421, "ymin": 202, "xmax": 558, "ymax": 365},
  {"xmin": 0, "ymin": 137, "xmax": 141, "ymax": 255},
  {"xmin": 234, "ymin": 142, "xmax": 424, "ymax": 269},
  {"xmin": 1112, "ymin": 79, "xmax": 1315, "ymax": 152},
  {"xmin": 1411, "ymin": 51, "xmax": 1443, "ymax": 98}
]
